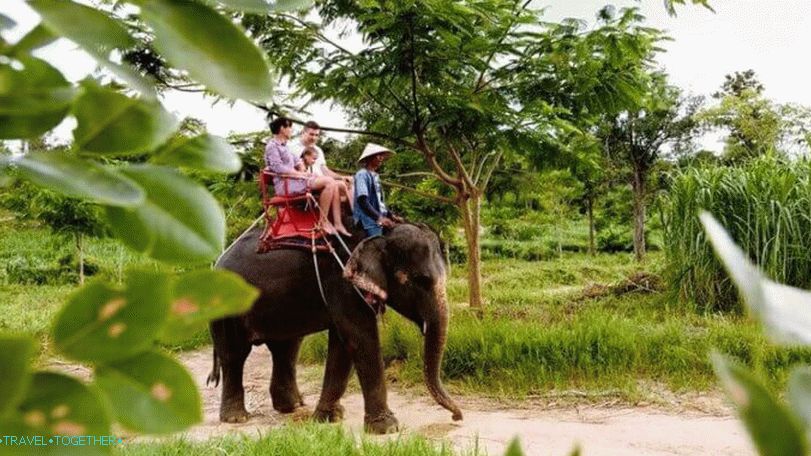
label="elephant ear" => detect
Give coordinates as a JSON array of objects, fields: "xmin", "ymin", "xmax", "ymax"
[{"xmin": 344, "ymin": 236, "xmax": 388, "ymax": 301}]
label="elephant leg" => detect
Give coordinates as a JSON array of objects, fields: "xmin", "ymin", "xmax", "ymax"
[
  {"xmin": 313, "ymin": 328, "xmax": 352, "ymax": 423},
  {"xmin": 337, "ymin": 318, "xmax": 399, "ymax": 434},
  {"xmin": 267, "ymin": 338, "xmax": 305, "ymax": 413},
  {"xmin": 212, "ymin": 319, "xmax": 252, "ymax": 423}
]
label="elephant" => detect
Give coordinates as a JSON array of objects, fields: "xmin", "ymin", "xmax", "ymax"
[{"xmin": 207, "ymin": 221, "xmax": 463, "ymax": 434}]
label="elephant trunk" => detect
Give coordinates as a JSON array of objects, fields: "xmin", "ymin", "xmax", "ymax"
[{"xmin": 423, "ymin": 278, "xmax": 463, "ymax": 421}]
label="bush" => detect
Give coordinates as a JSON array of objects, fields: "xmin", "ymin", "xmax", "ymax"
[{"xmin": 663, "ymin": 155, "xmax": 811, "ymax": 313}]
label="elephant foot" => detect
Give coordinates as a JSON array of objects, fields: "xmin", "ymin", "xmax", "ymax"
[
  {"xmin": 220, "ymin": 406, "xmax": 249, "ymax": 423},
  {"xmin": 313, "ymin": 403, "xmax": 345, "ymax": 423},
  {"xmin": 364, "ymin": 410, "xmax": 399, "ymax": 434},
  {"xmin": 272, "ymin": 391, "xmax": 305, "ymax": 414}
]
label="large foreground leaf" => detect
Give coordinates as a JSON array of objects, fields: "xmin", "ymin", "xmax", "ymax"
[
  {"xmin": 159, "ymin": 270, "xmax": 259, "ymax": 343},
  {"xmin": 138, "ymin": 0, "xmax": 272, "ymax": 101},
  {"xmin": 73, "ymin": 82, "xmax": 176, "ymax": 155},
  {"xmin": 28, "ymin": 0, "xmax": 133, "ymax": 54},
  {"xmin": 14, "ymin": 151, "xmax": 144, "ymax": 206},
  {"xmin": 0, "ymin": 56, "xmax": 73, "ymax": 138},
  {"xmin": 28, "ymin": 0, "xmax": 156, "ymax": 97},
  {"xmin": 152, "ymin": 134, "xmax": 242, "ymax": 173},
  {"xmin": 11, "ymin": 372, "xmax": 112, "ymax": 455},
  {"xmin": 52, "ymin": 271, "xmax": 171, "ymax": 363},
  {"xmin": 213, "ymin": 0, "xmax": 312, "ymax": 13},
  {"xmin": 712, "ymin": 353, "xmax": 806, "ymax": 456},
  {"xmin": 105, "ymin": 165, "xmax": 225, "ymax": 263},
  {"xmin": 9, "ymin": 24, "xmax": 58, "ymax": 55},
  {"xmin": 95, "ymin": 350, "xmax": 201, "ymax": 434},
  {"xmin": 0, "ymin": 336, "xmax": 36, "ymax": 418},
  {"xmin": 700, "ymin": 212, "xmax": 811, "ymax": 345}
]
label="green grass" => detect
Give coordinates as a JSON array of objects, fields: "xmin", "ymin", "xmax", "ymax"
[
  {"xmin": 664, "ymin": 155, "xmax": 811, "ymax": 312},
  {"xmin": 117, "ymin": 423, "xmax": 474, "ymax": 456},
  {"xmin": 5, "ymin": 211, "xmax": 811, "ymax": 401},
  {"xmin": 302, "ymin": 251, "xmax": 811, "ymax": 399}
]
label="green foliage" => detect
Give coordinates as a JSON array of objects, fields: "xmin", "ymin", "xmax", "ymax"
[
  {"xmin": 136, "ymin": 0, "xmax": 273, "ymax": 101},
  {"xmin": 701, "ymin": 213, "xmax": 811, "ymax": 456},
  {"xmin": 13, "ymin": 151, "xmax": 144, "ymax": 206},
  {"xmin": 1, "ymin": 0, "xmax": 268, "ymax": 439},
  {"xmin": 713, "ymin": 353, "xmax": 807, "ymax": 456},
  {"xmin": 52, "ymin": 271, "xmax": 171, "ymax": 363},
  {"xmin": 699, "ymin": 71, "xmax": 811, "ymax": 162},
  {"xmin": 664, "ymin": 156, "xmax": 811, "ymax": 313},
  {"xmin": 0, "ymin": 336, "xmax": 35, "ymax": 418},
  {"xmin": 105, "ymin": 166, "xmax": 226, "ymax": 264},
  {"xmin": 95, "ymin": 350, "xmax": 202, "ymax": 434},
  {"xmin": 0, "ymin": 56, "xmax": 74, "ymax": 139},
  {"xmin": 118, "ymin": 422, "xmax": 467, "ymax": 456},
  {"xmin": 152, "ymin": 134, "xmax": 241, "ymax": 174},
  {"xmin": 158, "ymin": 270, "xmax": 259, "ymax": 344},
  {"xmin": 73, "ymin": 82, "xmax": 177, "ymax": 155},
  {"xmin": 10, "ymin": 372, "xmax": 112, "ymax": 456}
]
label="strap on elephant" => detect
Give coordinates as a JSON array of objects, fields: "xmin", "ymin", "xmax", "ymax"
[{"xmin": 310, "ymin": 233, "xmax": 384, "ymax": 317}]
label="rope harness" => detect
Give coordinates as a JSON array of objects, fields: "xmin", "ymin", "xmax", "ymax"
[{"xmin": 304, "ymin": 193, "xmax": 382, "ymax": 317}]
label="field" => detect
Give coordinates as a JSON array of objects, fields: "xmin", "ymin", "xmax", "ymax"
[{"xmin": 1, "ymin": 208, "xmax": 805, "ymax": 455}]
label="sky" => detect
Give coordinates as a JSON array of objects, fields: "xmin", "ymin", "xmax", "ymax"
[{"xmin": 2, "ymin": 0, "xmax": 811, "ymax": 148}]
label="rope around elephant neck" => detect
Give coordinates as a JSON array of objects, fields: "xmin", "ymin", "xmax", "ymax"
[{"xmin": 311, "ymin": 229, "xmax": 380, "ymax": 316}]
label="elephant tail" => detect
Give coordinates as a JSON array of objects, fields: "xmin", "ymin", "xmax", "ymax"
[{"xmin": 206, "ymin": 347, "xmax": 221, "ymax": 387}]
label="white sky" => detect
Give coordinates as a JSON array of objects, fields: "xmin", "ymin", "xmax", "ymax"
[{"xmin": 2, "ymin": 0, "xmax": 811, "ymax": 149}]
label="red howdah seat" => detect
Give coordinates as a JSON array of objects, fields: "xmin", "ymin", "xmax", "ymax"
[{"xmin": 258, "ymin": 170, "xmax": 325, "ymax": 251}]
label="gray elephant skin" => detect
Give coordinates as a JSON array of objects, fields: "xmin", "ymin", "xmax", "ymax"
[{"xmin": 208, "ymin": 222, "xmax": 463, "ymax": 434}]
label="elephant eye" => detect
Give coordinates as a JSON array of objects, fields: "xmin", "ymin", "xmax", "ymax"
[{"xmin": 412, "ymin": 275, "xmax": 434, "ymax": 289}]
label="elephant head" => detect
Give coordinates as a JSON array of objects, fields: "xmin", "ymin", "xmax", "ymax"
[{"xmin": 343, "ymin": 224, "xmax": 463, "ymax": 421}]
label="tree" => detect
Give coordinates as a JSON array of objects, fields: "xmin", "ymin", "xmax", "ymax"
[
  {"xmin": 602, "ymin": 76, "xmax": 700, "ymax": 262},
  {"xmin": 700, "ymin": 71, "xmax": 811, "ymax": 162},
  {"xmin": 244, "ymin": 3, "xmax": 661, "ymax": 310}
]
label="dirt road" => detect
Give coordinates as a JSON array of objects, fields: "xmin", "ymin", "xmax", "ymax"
[{"xmin": 179, "ymin": 347, "xmax": 755, "ymax": 456}]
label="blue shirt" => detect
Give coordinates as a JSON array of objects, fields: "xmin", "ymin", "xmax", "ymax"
[{"xmin": 353, "ymin": 168, "xmax": 387, "ymax": 232}]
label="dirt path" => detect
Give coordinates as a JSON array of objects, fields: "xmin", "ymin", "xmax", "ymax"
[{"xmin": 178, "ymin": 347, "xmax": 755, "ymax": 456}]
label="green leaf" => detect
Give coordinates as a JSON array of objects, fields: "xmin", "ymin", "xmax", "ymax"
[
  {"xmin": 13, "ymin": 372, "xmax": 112, "ymax": 456},
  {"xmin": 52, "ymin": 271, "xmax": 171, "ymax": 363},
  {"xmin": 138, "ymin": 0, "xmax": 272, "ymax": 101},
  {"xmin": 105, "ymin": 165, "xmax": 225, "ymax": 263},
  {"xmin": 28, "ymin": 0, "xmax": 133, "ymax": 54},
  {"xmin": 159, "ymin": 270, "xmax": 259, "ymax": 344},
  {"xmin": 0, "ymin": 335, "xmax": 36, "ymax": 418},
  {"xmin": 10, "ymin": 24, "xmax": 58, "ymax": 55},
  {"xmin": 14, "ymin": 151, "xmax": 144, "ymax": 206},
  {"xmin": 787, "ymin": 366, "xmax": 811, "ymax": 429},
  {"xmin": 712, "ymin": 352, "xmax": 807, "ymax": 456},
  {"xmin": 152, "ymin": 134, "xmax": 242, "ymax": 173},
  {"xmin": 700, "ymin": 212, "xmax": 811, "ymax": 345},
  {"xmin": 95, "ymin": 350, "xmax": 202, "ymax": 434},
  {"xmin": 0, "ymin": 56, "xmax": 73, "ymax": 138},
  {"xmin": 212, "ymin": 0, "xmax": 312, "ymax": 13},
  {"xmin": 72, "ymin": 82, "xmax": 177, "ymax": 155},
  {"xmin": 504, "ymin": 438, "xmax": 525, "ymax": 456}
]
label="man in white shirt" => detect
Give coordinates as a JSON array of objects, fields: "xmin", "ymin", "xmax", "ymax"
[{"xmin": 289, "ymin": 121, "xmax": 354, "ymax": 208}]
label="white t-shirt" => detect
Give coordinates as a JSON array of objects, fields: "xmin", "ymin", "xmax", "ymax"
[{"xmin": 289, "ymin": 138, "xmax": 327, "ymax": 176}]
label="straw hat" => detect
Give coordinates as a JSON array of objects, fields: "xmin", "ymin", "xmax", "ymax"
[{"xmin": 357, "ymin": 143, "xmax": 394, "ymax": 162}]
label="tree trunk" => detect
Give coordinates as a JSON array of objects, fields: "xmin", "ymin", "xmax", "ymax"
[
  {"xmin": 631, "ymin": 165, "xmax": 646, "ymax": 262},
  {"xmin": 459, "ymin": 192, "xmax": 483, "ymax": 313},
  {"xmin": 587, "ymin": 196, "xmax": 596, "ymax": 256},
  {"xmin": 76, "ymin": 232, "xmax": 85, "ymax": 285}
]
